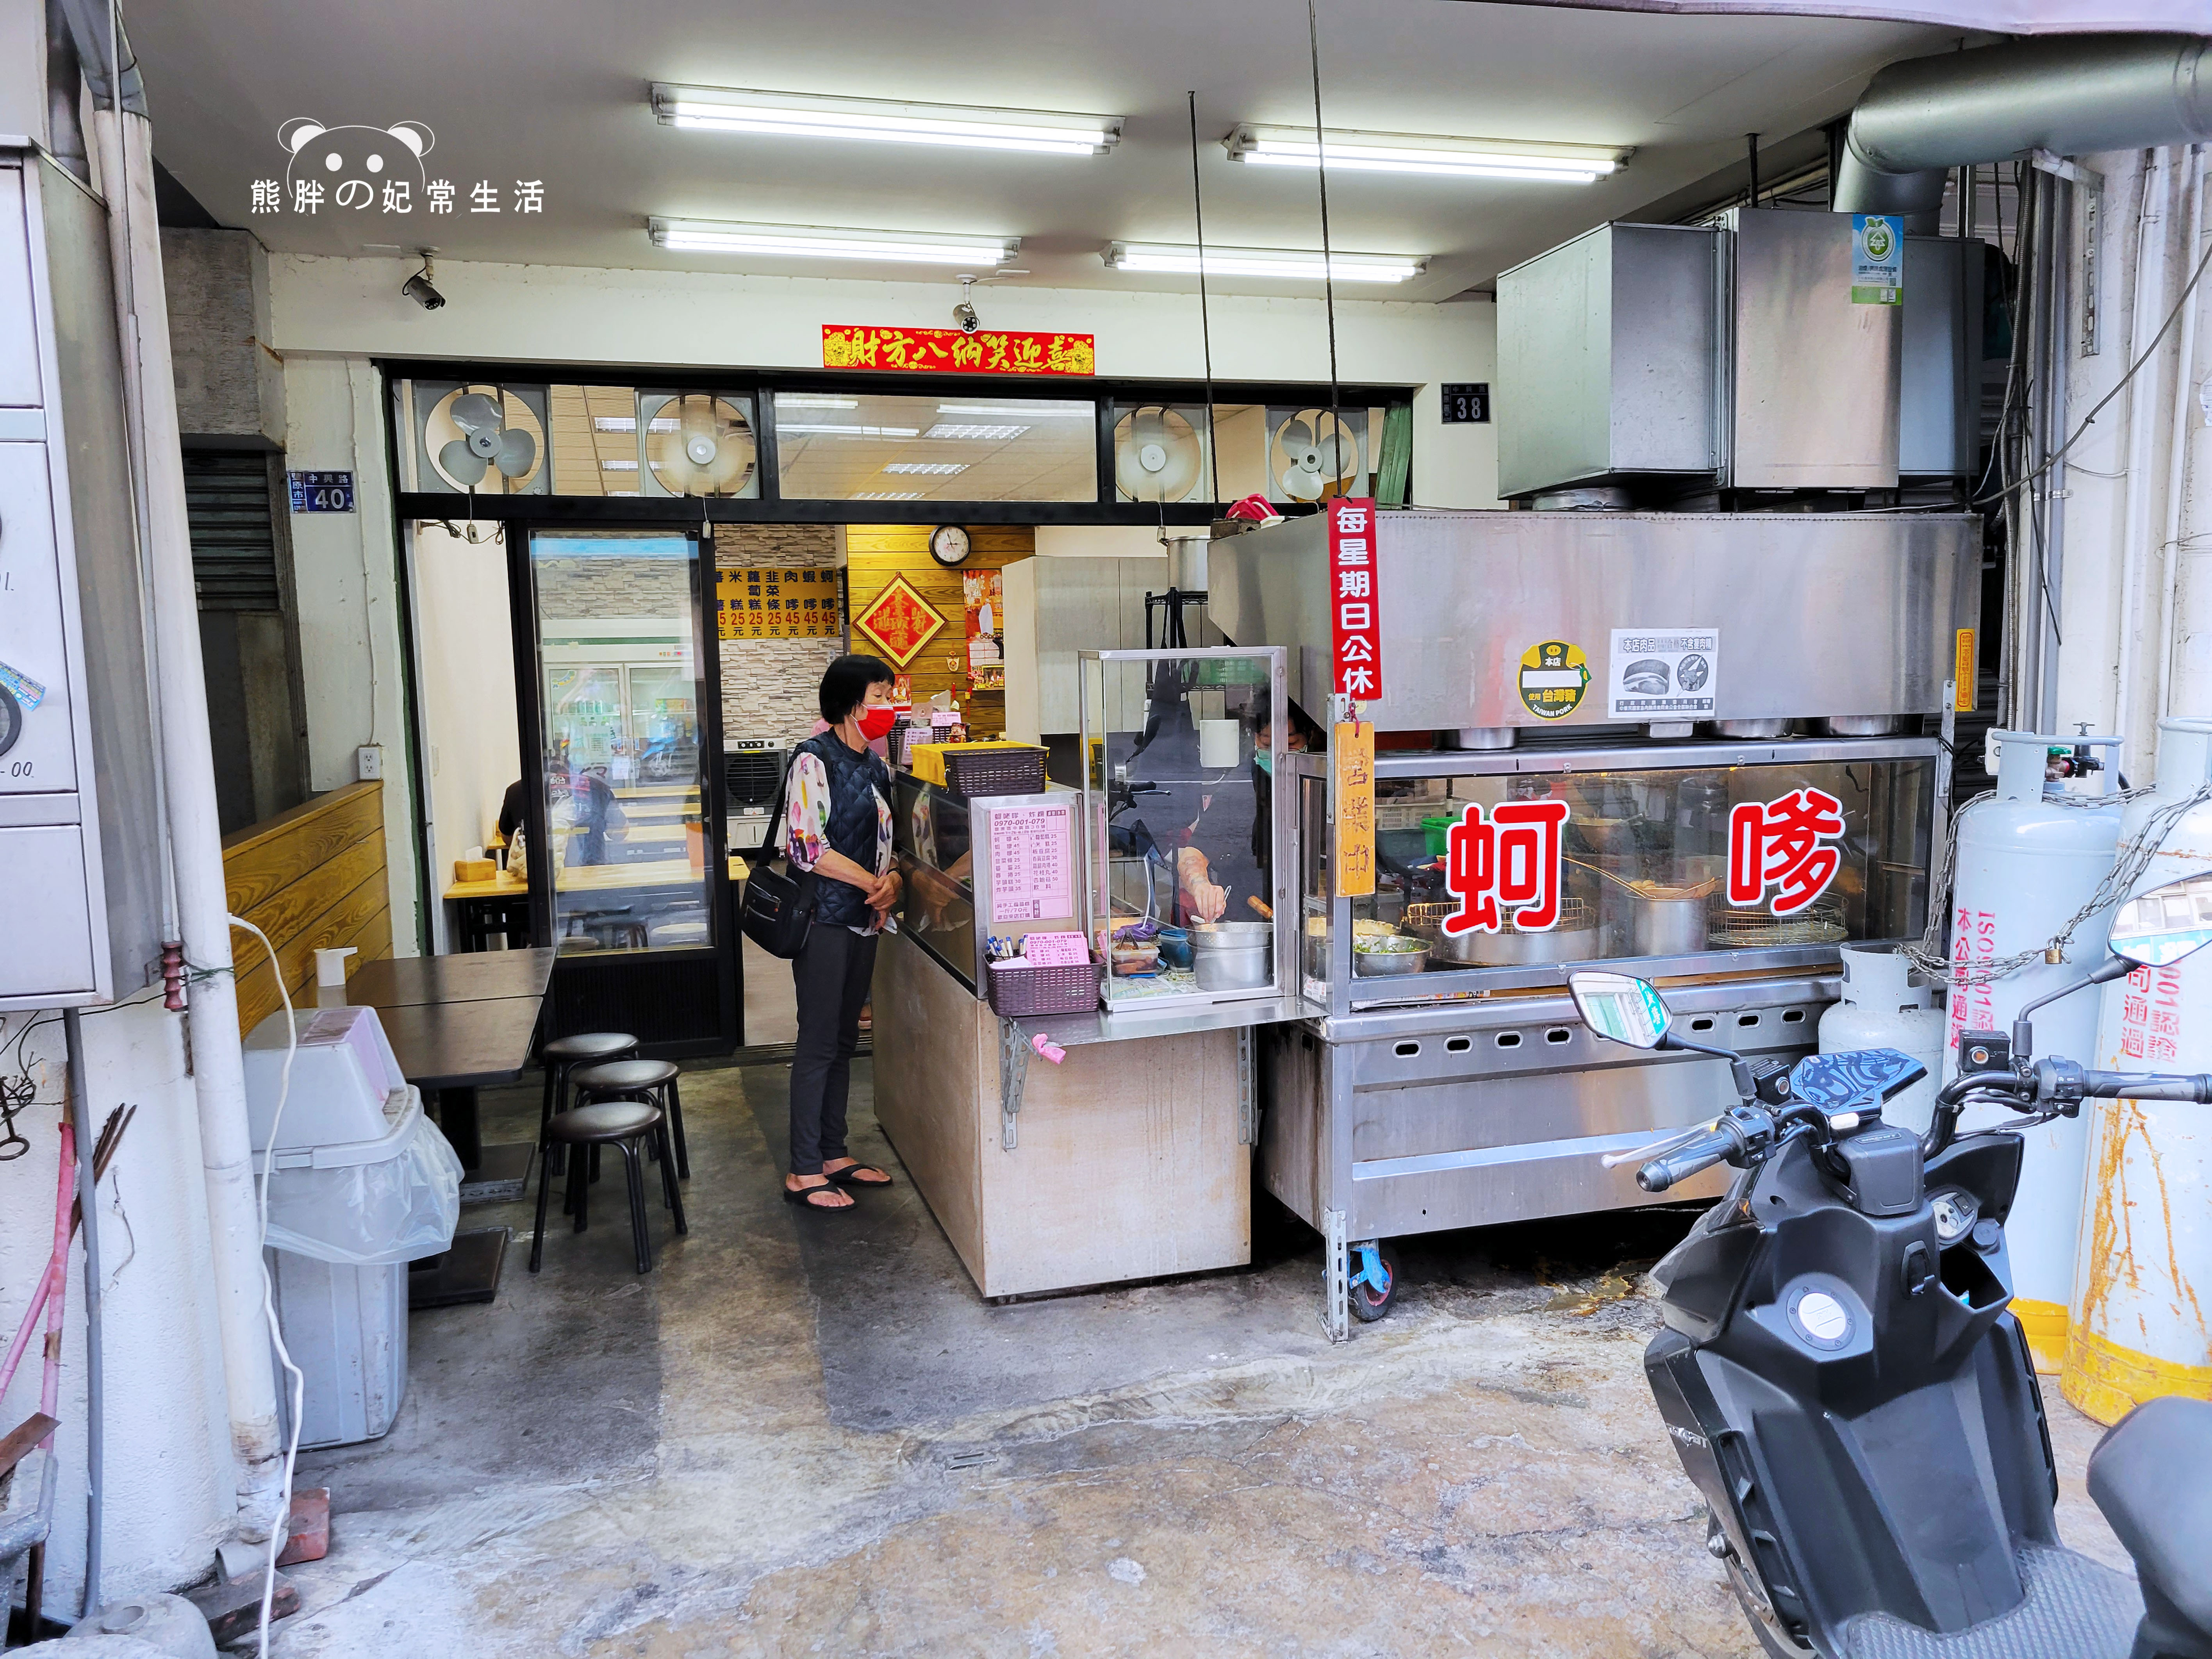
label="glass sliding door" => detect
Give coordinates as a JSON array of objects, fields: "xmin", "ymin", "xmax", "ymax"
[{"xmin": 528, "ymin": 530, "xmax": 735, "ymax": 1050}]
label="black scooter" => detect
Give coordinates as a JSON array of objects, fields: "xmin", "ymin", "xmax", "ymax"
[{"xmin": 1568, "ymin": 870, "xmax": 2212, "ymax": 1659}]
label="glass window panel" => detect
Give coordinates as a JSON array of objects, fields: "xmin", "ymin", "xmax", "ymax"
[
  {"xmin": 1299, "ymin": 756, "xmax": 1935, "ymax": 1002},
  {"xmin": 545, "ymin": 387, "xmax": 758, "ymax": 499},
  {"xmin": 531, "ymin": 531, "xmax": 712, "ymax": 955},
  {"xmin": 398, "ymin": 380, "xmax": 550, "ymax": 496},
  {"xmin": 1209, "ymin": 402, "xmax": 1387, "ymax": 506},
  {"xmin": 1082, "ymin": 650, "xmax": 1281, "ymax": 1008},
  {"xmin": 774, "ymin": 391, "xmax": 1095, "ymax": 502}
]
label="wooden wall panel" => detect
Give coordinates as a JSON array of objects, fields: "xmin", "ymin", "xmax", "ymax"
[
  {"xmin": 222, "ymin": 780, "xmax": 390, "ymax": 1034},
  {"xmin": 846, "ymin": 523, "xmax": 1035, "ymax": 733}
]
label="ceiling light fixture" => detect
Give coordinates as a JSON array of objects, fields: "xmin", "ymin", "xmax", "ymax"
[
  {"xmin": 649, "ymin": 218, "xmax": 1019, "ymax": 267},
  {"xmin": 883, "ymin": 462, "xmax": 967, "ymax": 475},
  {"xmin": 600, "ymin": 459, "xmax": 640, "ymax": 471},
  {"xmin": 925, "ymin": 423, "xmax": 1028, "ymax": 440},
  {"xmin": 652, "ymin": 84, "xmax": 1122, "ymax": 157},
  {"xmin": 774, "ymin": 395, "xmax": 861, "ymax": 409},
  {"xmin": 777, "ymin": 422, "xmax": 922, "ymax": 437},
  {"xmin": 937, "ymin": 403, "xmax": 1094, "ymax": 418},
  {"xmin": 1102, "ymin": 241, "xmax": 1424, "ymax": 284},
  {"xmin": 1225, "ymin": 123, "xmax": 1628, "ymax": 184},
  {"xmin": 592, "ymin": 416, "xmax": 681, "ymax": 432},
  {"xmin": 851, "ymin": 491, "xmax": 925, "ymax": 500}
]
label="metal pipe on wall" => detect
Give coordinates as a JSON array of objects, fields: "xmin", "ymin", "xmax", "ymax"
[
  {"xmin": 2158, "ymin": 146, "xmax": 2206, "ymax": 723},
  {"xmin": 84, "ymin": 87, "xmax": 287, "ymax": 1541},
  {"xmin": 2040, "ymin": 171, "xmax": 2074, "ymax": 735},
  {"xmin": 2115, "ymin": 151, "xmax": 2177, "ymax": 757},
  {"xmin": 1834, "ymin": 34, "xmax": 2212, "ymax": 224},
  {"xmin": 62, "ymin": 1009, "xmax": 102, "ymax": 1614}
]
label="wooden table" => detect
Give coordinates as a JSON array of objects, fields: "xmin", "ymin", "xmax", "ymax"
[
  {"xmin": 443, "ymin": 862, "xmax": 748, "ymax": 951},
  {"xmin": 341, "ymin": 949, "xmax": 554, "ymax": 1307}
]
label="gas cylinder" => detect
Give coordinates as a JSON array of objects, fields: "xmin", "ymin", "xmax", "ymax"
[
  {"xmin": 1820, "ymin": 943, "xmax": 1945, "ymax": 1135},
  {"xmin": 2067, "ymin": 716, "xmax": 2212, "ymax": 1422},
  {"xmin": 1947, "ymin": 729, "xmax": 2123, "ymax": 1372}
]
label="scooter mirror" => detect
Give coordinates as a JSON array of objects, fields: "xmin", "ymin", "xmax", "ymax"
[
  {"xmin": 2108, "ymin": 872, "xmax": 2212, "ymax": 969},
  {"xmin": 1569, "ymin": 970, "xmax": 1671, "ymax": 1050}
]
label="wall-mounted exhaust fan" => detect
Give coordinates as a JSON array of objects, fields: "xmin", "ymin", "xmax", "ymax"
[
  {"xmin": 1266, "ymin": 406, "xmax": 1366, "ymax": 504},
  {"xmin": 638, "ymin": 393, "xmax": 759, "ymax": 498},
  {"xmin": 416, "ymin": 383, "xmax": 548, "ymax": 494},
  {"xmin": 1112, "ymin": 405, "xmax": 1208, "ymax": 504}
]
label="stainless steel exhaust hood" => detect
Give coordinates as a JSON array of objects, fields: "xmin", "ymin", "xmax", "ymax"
[{"xmin": 1207, "ymin": 509, "xmax": 1980, "ymax": 735}]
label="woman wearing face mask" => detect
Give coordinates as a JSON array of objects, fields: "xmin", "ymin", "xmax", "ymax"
[{"xmin": 780, "ymin": 654, "xmax": 903, "ymax": 1212}]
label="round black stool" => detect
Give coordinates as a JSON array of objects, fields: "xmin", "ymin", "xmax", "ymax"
[
  {"xmin": 571, "ymin": 1058, "xmax": 689, "ymax": 1180},
  {"xmin": 539, "ymin": 1033, "xmax": 639, "ymax": 1179},
  {"xmin": 529, "ymin": 1101, "xmax": 687, "ymax": 1275}
]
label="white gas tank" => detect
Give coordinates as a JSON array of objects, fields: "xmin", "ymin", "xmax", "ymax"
[
  {"xmin": 1945, "ymin": 729, "xmax": 2123, "ymax": 1371},
  {"xmin": 1820, "ymin": 943, "xmax": 1944, "ymax": 1135},
  {"xmin": 2067, "ymin": 716, "xmax": 2212, "ymax": 1423}
]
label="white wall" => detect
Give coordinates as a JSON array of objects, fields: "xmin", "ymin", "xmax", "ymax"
[
  {"xmin": 282, "ymin": 357, "xmax": 423, "ymax": 953},
  {"xmin": 266, "ymin": 255, "xmax": 1500, "ymax": 507},
  {"xmin": 0, "ymin": 1005, "xmax": 235, "ymax": 1612},
  {"xmin": 410, "ymin": 523, "xmax": 521, "ymax": 947}
]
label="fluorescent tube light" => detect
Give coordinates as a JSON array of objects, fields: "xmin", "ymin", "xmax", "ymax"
[
  {"xmin": 884, "ymin": 462, "xmax": 967, "ymax": 475},
  {"xmin": 652, "ymin": 84, "xmax": 1121, "ymax": 157},
  {"xmin": 851, "ymin": 491, "xmax": 925, "ymax": 500},
  {"xmin": 1225, "ymin": 124, "xmax": 1627, "ymax": 184},
  {"xmin": 1102, "ymin": 242, "xmax": 1424, "ymax": 284},
  {"xmin": 938, "ymin": 403, "xmax": 1093, "ymax": 418},
  {"xmin": 600, "ymin": 459, "xmax": 639, "ymax": 471},
  {"xmin": 592, "ymin": 416, "xmax": 681, "ymax": 432},
  {"xmin": 649, "ymin": 218, "xmax": 1019, "ymax": 267},
  {"xmin": 777, "ymin": 423, "xmax": 922, "ymax": 438},
  {"xmin": 774, "ymin": 395, "xmax": 860, "ymax": 409},
  {"xmin": 925, "ymin": 423, "xmax": 1027, "ymax": 440}
]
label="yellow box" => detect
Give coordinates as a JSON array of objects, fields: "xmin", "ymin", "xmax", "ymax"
[{"xmin": 909, "ymin": 740, "xmax": 1035, "ymax": 788}]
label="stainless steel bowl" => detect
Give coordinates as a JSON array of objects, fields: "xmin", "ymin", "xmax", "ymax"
[{"xmin": 1354, "ymin": 938, "xmax": 1431, "ymax": 976}]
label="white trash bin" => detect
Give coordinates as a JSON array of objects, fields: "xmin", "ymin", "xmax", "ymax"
[{"xmin": 245, "ymin": 1006, "xmax": 464, "ymax": 1448}]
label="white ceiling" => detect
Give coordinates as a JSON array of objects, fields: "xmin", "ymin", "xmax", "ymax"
[{"xmin": 132, "ymin": 0, "xmax": 1960, "ymax": 303}]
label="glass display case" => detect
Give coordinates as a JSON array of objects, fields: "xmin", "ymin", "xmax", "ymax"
[
  {"xmin": 1079, "ymin": 648, "xmax": 1291, "ymax": 1008},
  {"xmin": 1293, "ymin": 737, "xmax": 1937, "ymax": 1014}
]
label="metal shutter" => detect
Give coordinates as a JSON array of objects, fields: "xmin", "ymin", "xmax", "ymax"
[{"xmin": 183, "ymin": 453, "xmax": 281, "ymax": 611}]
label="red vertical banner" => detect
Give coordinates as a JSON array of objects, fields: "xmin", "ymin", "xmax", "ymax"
[{"xmin": 1327, "ymin": 498, "xmax": 1382, "ymax": 705}]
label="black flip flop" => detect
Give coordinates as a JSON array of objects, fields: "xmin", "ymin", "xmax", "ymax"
[
  {"xmin": 783, "ymin": 1181, "xmax": 854, "ymax": 1211},
  {"xmin": 824, "ymin": 1164, "xmax": 893, "ymax": 1189}
]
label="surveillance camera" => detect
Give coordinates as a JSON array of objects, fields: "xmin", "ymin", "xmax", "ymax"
[
  {"xmin": 401, "ymin": 259, "xmax": 446, "ymax": 310},
  {"xmin": 953, "ymin": 301, "xmax": 979, "ymax": 334}
]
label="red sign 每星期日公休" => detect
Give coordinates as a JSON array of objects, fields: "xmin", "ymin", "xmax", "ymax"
[
  {"xmin": 1327, "ymin": 497, "xmax": 1381, "ymax": 704},
  {"xmin": 822, "ymin": 326, "xmax": 1095, "ymax": 376}
]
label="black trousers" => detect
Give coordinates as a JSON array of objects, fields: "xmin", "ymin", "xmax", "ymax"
[{"xmin": 788, "ymin": 926, "xmax": 878, "ymax": 1175}]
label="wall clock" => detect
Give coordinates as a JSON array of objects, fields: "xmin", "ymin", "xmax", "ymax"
[{"xmin": 929, "ymin": 524, "xmax": 971, "ymax": 567}]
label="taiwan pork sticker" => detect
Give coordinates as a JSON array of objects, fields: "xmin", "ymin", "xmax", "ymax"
[
  {"xmin": 1517, "ymin": 640, "xmax": 1589, "ymax": 721},
  {"xmin": 1607, "ymin": 628, "xmax": 1719, "ymax": 722}
]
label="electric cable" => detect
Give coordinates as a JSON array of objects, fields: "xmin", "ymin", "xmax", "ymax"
[
  {"xmin": 62, "ymin": 1010, "xmax": 102, "ymax": 1616},
  {"xmin": 226, "ymin": 916, "xmax": 303, "ymax": 1659},
  {"xmin": 1187, "ymin": 92, "xmax": 1221, "ymax": 510},
  {"xmin": 1305, "ymin": 0, "xmax": 1342, "ymax": 476}
]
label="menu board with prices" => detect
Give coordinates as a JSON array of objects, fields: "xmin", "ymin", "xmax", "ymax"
[
  {"xmin": 717, "ymin": 567, "xmax": 843, "ymax": 640},
  {"xmin": 986, "ymin": 801, "xmax": 1074, "ymax": 924}
]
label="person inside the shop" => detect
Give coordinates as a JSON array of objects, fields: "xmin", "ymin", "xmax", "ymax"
[
  {"xmin": 1251, "ymin": 701, "xmax": 1324, "ymax": 896},
  {"xmin": 782, "ymin": 653, "xmax": 903, "ymax": 1212}
]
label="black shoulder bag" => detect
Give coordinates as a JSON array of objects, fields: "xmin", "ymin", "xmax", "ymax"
[{"xmin": 737, "ymin": 756, "xmax": 819, "ymax": 960}]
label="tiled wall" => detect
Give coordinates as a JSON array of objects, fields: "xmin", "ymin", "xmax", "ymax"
[{"xmin": 714, "ymin": 525, "xmax": 842, "ymax": 747}]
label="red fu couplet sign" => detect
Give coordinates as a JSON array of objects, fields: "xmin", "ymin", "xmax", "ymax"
[{"xmin": 1327, "ymin": 497, "xmax": 1381, "ymax": 704}]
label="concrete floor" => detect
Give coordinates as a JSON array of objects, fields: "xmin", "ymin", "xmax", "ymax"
[{"xmin": 263, "ymin": 1061, "xmax": 2128, "ymax": 1657}]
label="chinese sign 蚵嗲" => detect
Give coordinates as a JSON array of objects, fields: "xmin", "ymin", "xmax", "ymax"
[
  {"xmin": 822, "ymin": 326, "xmax": 1095, "ymax": 376},
  {"xmin": 715, "ymin": 567, "xmax": 842, "ymax": 641},
  {"xmin": 1443, "ymin": 799, "xmax": 1571, "ymax": 935},
  {"xmin": 852, "ymin": 574, "xmax": 947, "ymax": 667},
  {"xmin": 1327, "ymin": 497, "xmax": 1382, "ymax": 705},
  {"xmin": 1727, "ymin": 787, "xmax": 1845, "ymax": 917}
]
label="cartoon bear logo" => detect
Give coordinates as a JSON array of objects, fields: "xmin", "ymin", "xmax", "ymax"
[{"xmin": 280, "ymin": 117, "xmax": 434, "ymax": 210}]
